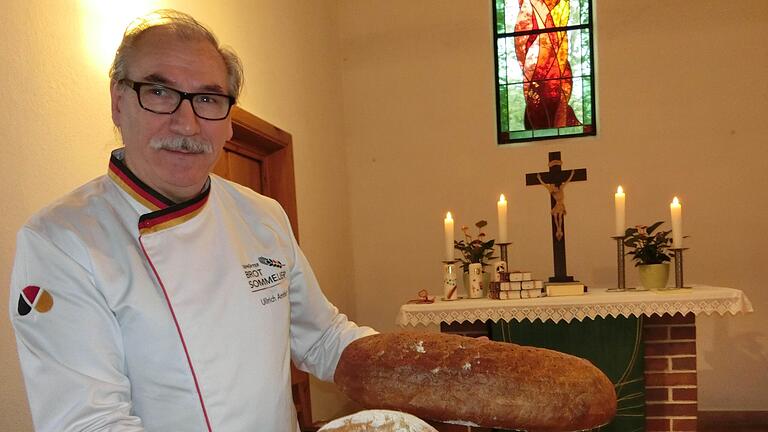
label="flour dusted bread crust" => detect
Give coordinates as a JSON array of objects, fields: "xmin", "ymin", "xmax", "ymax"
[
  {"xmin": 318, "ymin": 409, "xmax": 437, "ymax": 432},
  {"xmin": 335, "ymin": 332, "xmax": 616, "ymax": 432}
]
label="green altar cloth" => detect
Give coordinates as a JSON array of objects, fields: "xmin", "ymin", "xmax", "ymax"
[{"xmin": 490, "ymin": 316, "xmax": 645, "ymax": 432}]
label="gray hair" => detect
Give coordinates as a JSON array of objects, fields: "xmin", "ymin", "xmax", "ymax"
[{"xmin": 109, "ymin": 9, "xmax": 243, "ymax": 98}]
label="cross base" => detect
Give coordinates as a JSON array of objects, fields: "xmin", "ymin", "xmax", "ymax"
[{"xmin": 549, "ymin": 275, "xmax": 575, "ymax": 283}]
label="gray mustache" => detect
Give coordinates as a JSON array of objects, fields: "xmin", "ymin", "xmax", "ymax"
[{"xmin": 149, "ymin": 136, "xmax": 213, "ymax": 154}]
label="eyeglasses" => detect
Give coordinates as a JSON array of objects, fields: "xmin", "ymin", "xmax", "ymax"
[{"xmin": 120, "ymin": 79, "xmax": 236, "ymax": 121}]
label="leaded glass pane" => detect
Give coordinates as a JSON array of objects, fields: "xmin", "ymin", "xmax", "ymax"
[
  {"xmin": 571, "ymin": 77, "xmax": 585, "ymax": 123},
  {"xmin": 506, "ymin": 82, "xmax": 526, "ymax": 131},
  {"xmin": 533, "ymin": 128, "xmax": 558, "ymax": 138},
  {"xmin": 509, "ymin": 130, "xmax": 533, "ymax": 140},
  {"xmin": 582, "ymin": 76, "xmax": 593, "ymax": 125},
  {"xmin": 568, "ymin": 30, "xmax": 583, "ymax": 77},
  {"xmin": 493, "ymin": 0, "xmax": 596, "ymax": 144}
]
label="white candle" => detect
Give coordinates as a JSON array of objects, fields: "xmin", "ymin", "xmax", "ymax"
[
  {"xmin": 497, "ymin": 194, "xmax": 508, "ymax": 243},
  {"xmin": 444, "ymin": 211, "xmax": 454, "ymax": 261},
  {"xmin": 614, "ymin": 186, "xmax": 626, "ymax": 237},
  {"xmin": 670, "ymin": 197, "xmax": 683, "ymax": 248}
]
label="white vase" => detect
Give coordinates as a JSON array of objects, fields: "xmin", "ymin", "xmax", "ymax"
[
  {"xmin": 442, "ymin": 262, "xmax": 459, "ymax": 300},
  {"xmin": 467, "ymin": 263, "xmax": 484, "ymax": 298}
]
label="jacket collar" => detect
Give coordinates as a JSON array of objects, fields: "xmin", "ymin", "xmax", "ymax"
[{"xmin": 107, "ymin": 148, "xmax": 211, "ymax": 234}]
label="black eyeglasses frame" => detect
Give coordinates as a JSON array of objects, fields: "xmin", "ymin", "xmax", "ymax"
[{"xmin": 119, "ymin": 79, "xmax": 236, "ymax": 121}]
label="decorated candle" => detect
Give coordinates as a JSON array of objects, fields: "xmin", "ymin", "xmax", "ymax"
[
  {"xmin": 670, "ymin": 197, "xmax": 683, "ymax": 248},
  {"xmin": 444, "ymin": 212, "xmax": 454, "ymax": 261},
  {"xmin": 497, "ymin": 194, "xmax": 508, "ymax": 243},
  {"xmin": 614, "ymin": 186, "xmax": 625, "ymax": 237}
]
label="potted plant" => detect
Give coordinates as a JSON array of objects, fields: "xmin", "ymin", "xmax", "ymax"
[
  {"xmin": 454, "ymin": 220, "xmax": 497, "ymax": 298},
  {"xmin": 623, "ymin": 221, "xmax": 673, "ymax": 290}
]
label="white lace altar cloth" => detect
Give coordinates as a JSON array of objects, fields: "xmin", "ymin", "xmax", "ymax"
[{"xmin": 397, "ymin": 285, "xmax": 753, "ymax": 326}]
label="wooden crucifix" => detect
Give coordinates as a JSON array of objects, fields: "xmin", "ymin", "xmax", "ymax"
[{"xmin": 525, "ymin": 152, "xmax": 587, "ymax": 282}]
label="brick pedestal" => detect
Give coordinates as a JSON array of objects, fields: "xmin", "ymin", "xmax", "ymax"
[{"xmin": 643, "ymin": 313, "xmax": 697, "ymax": 432}]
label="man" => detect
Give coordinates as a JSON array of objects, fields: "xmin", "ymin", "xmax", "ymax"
[{"xmin": 9, "ymin": 10, "xmax": 374, "ymax": 432}]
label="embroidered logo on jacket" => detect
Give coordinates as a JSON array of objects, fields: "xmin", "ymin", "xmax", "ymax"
[
  {"xmin": 17, "ymin": 285, "xmax": 54, "ymax": 316},
  {"xmin": 258, "ymin": 256, "xmax": 285, "ymax": 268},
  {"xmin": 242, "ymin": 259, "xmax": 288, "ymax": 294}
]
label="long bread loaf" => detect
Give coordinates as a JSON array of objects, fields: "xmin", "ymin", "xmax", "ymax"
[{"xmin": 334, "ymin": 332, "xmax": 616, "ymax": 432}]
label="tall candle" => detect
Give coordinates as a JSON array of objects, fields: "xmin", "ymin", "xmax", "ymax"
[
  {"xmin": 444, "ymin": 212, "xmax": 454, "ymax": 261},
  {"xmin": 497, "ymin": 194, "xmax": 508, "ymax": 243},
  {"xmin": 614, "ymin": 186, "xmax": 626, "ymax": 237},
  {"xmin": 670, "ymin": 197, "xmax": 683, "ymax": 248}
]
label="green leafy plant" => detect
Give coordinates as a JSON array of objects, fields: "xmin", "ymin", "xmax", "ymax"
[
  {"xmin": 623, "ymin": 221, "xmax": 672, "ymax": 266},
  {"xmin": 454, "ymin": 220, "xmax": 497, "ymax": 272}
]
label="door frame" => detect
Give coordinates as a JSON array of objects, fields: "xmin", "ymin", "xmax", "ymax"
[{"xmin": 228, "ymin": 105, "xmax": 299, "ymax": 239}]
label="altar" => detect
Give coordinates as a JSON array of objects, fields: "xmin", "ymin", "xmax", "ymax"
[{"xmin": 397, "ymin": 285, "xmax": 753, "ymax": 432}]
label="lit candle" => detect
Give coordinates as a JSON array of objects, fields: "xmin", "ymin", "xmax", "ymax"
[
  {"xmin": 670, "ymin": 197, "xmax": 683, "ymax": 248},
  {"xmin": 497, "ymin": 194, "xmax": 508, "ymax": 243},
  {"xmin": 444, "ymin": 211, "xmax": 454, "ymax": 261},
  {"xmin": 614, "ymin": 186, "xmax": 626, "ymax": 237}
]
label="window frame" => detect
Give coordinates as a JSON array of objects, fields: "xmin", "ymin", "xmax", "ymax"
[{"xmin": 492, "ymin": 0, "xmax": 597, "ymax": 144}]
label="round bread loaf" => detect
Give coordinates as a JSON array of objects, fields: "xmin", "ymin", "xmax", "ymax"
[
  {"xmin": 318, "ymin": 409, "xmax": 437, "ymax": 432},
  {"xmin": 334, "ymin": 332, "xmax": 616, "ymax": 432}
]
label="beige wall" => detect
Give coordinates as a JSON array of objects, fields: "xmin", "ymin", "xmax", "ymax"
[
  {"xmin": 2, "ymin": 1, "xmax": 766, "ymax": 430},
  {"xmin": 339, "ymin": 0, "xmax": 767, "ymax": 413}
]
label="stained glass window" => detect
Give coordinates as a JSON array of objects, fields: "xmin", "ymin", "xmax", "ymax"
[{"xmin": 494, "ymin": 0, "xmax": 595, "ymax": 144}]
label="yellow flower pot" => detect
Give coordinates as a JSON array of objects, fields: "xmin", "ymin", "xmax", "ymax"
[{"xmin": 638, "ymin": 263, "xmax": 670, "ymax": 290}]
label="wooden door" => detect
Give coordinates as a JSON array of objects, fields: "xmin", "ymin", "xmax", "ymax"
[
  {"xmin": 212, "ymin": 106, "xmax": 298, "ymax": 235},
  {"xmin": 213, "ymin": 149, "xmax": 263, "ymax": 193},
  {"xmin": 211, "ymin": 106, "xmax": 315, "ymax": 431}
]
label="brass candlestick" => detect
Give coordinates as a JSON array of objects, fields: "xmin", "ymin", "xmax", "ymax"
[
  {"xmin": 497, "ymin": 242, "xmax": 511, "ymax": 269},
  {"xmin": 608, "ymin": 236, "xmax": 628, "ymax": 292},
  {"xmin": 672, "ymin": 248, "xmax": 691, "ymax": 289}
]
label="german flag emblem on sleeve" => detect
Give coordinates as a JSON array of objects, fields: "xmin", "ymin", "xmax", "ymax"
[{"xmin": 17, "ymin": 285, "xmax": 54, "ymax": 316}]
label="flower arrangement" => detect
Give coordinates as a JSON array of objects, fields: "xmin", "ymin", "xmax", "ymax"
[
  {"xmin": 454, "ymin": 220, "xmax": 497, "ymax": 272},
  {"xmin": 623, "ymin": 221, "xmax": 673, "ymax": 266}
]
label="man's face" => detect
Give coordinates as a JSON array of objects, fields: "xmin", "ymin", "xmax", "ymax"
[{"xmin": 110, "ymin": 29, "xmax": 233, "ymax": 202}]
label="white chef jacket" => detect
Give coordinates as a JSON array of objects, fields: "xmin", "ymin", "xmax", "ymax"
[{"xmin": 9, "ymin": 148, "xmax": 375, "ymax": 432}]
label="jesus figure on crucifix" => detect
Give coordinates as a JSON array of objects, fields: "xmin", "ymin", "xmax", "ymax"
[{"xmin": 537, "ymin": 169, "xmax": 575, "ymax": 241}]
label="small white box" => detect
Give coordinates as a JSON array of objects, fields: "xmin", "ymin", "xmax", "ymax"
[
  {"xmin": 545, "ymin": 283, "xmax": 585, "ymax": 297},
  {"xmin": 520, "ymin": 288, "xmax": 543, "ymax": 299},
  {"xmin": 510, "ymin": 271, "xmax": 533, "ymax": 281}
]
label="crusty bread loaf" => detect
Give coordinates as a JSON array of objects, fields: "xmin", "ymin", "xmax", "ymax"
[{"xmin": 334, "ymin": 332, "xmax": 616, "ymax": 432}]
